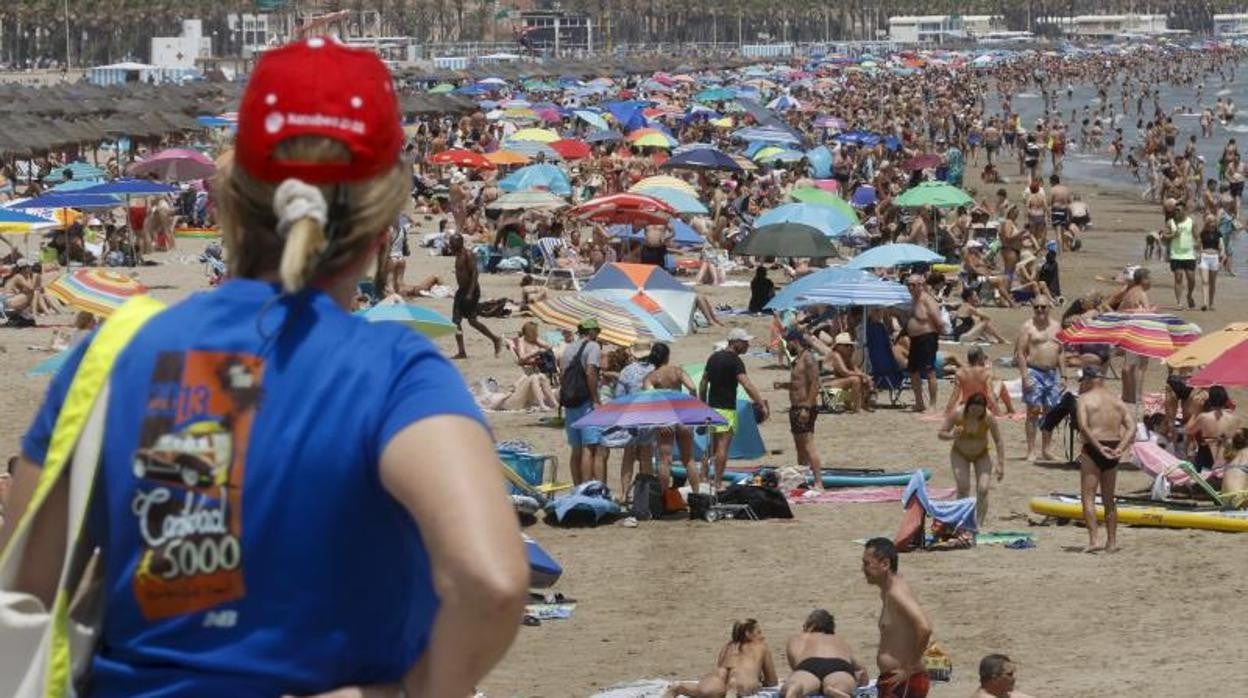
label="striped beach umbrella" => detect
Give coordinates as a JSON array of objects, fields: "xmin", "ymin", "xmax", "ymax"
[
  {"xmin": 47, "ymin": 269, "xmax": 148, "ymax": 316},
  {"xmin": 1058, "ymin": 313, "xmax": 1201, "ymax": 359},
  {"xmin": 630, "ymin": 175, "xmax": 697, "ymax": 197},
  {"xmin": 355, "ymin": 302, "xmax": 456, "ymax": 339},
  {"xmin": 0, "ymin": 208, "xmax": 58, "ymax": 234},
  {"xmin": 530, "ymin": 294, "xmax": 672, "ymax": 347},
  {"xmin": 584, "ymin": 262, "xmax": 696, "ymax": 336},
  {"xmin": 570, "ymin": 389, "xmax": 727, "ymax": 429},
  {"xmin": 568, "ymin": 193, "xmax": 674, "ymax": 227}
]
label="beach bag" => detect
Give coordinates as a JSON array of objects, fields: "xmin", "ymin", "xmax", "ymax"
[
  {"xmin": 558, "ymin": 342, "xmax": 592, "ymax": 408},
  {"xmin": 718, "ymin": 485, "xmax": 794, "ymax": 520},
  {"xmin": 0, "ymin": 295, "xmax": 164, "ymax": 698},
  {"xmin": 629, "ymin": 474, "xmax": 664, "ymax": 521},
  {"xmin": 663, "ymin": 486, "xmax": 686, "ymax": 514}
]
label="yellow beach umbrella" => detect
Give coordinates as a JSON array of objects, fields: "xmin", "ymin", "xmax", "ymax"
[
  {"xmin": 485, "ymin": 150, "xmax": 531, "ymax": 166},
  {"xmin": 1164, "ymin": 322, "xmax": 1248, "ymax": 368},
  {"xmin": 631, "ymin": 175, "xmax": 697, "ymax": 197},
  {"xmin": 509, "ymin": 128, "xmax": 560, "ymax": 143},
  {"xmin": 631, "ymin": 132, "xmax": 672, "ymax": 149}
]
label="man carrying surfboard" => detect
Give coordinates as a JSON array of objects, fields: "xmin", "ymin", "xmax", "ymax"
[
  {"xmin": 862, "ymin": 538, "xmax": 933, "ymax": 698},
  {"xmin": 1074, "ymin": 366, "xmax": 1136, "ymax": 554}
]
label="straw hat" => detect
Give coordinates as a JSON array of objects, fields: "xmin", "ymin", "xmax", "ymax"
[
  {"xmin": 834, "ymin": 332, "xmax": 855, "ymax": 347},
  {"xmin": 630, "ymin": 340, "xmax": 653, "ymax": 359},
  {"xmin": 1019, "ymin": 250, "xmax": 1037, "ymax": 266}
]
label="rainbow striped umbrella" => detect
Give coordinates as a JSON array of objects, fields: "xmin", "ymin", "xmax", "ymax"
[
  {"xmin": 1057, "ymin": 312, "xmax": 1201, "ymax": 359},
  {"xmin": 570, "ymin": 389, "xmax": 727, "ymax": 429},
  {"xmin": 530, "ymin": 293, "xmax": 672, "ymax": 347},
  {"xmin": 47, "ymin": 269, "xmax": 148, "ymax": 316}
]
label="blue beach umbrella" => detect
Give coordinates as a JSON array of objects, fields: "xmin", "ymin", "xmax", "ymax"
[
  {"xmin": 755, "ymin": 203, "xmax": 852, "ymax": 237},
  {"xmin": 498, "ymin": 163, "xmax": 572, "ymax": 196},
  {"xmin": 355, "ymin": 303, "xmax": 456, "ymax": 339},
  {"xmin": 847, "ymin": 243, "xmax": 943, "ymax": 269}
]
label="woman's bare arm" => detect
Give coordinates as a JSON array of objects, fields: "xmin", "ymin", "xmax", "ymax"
[{"xmin": 1, "ymin": 456, "xmax": 67, "ymax": 608}]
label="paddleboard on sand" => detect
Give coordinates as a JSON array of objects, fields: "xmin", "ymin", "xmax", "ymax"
[
  {"xmin": 670, "ymin": 465, "xmax": 932, "ymax": 488},
  {"xmin": 1029, "ymin": 495, "xmax": 1248, "ymax": 533}
]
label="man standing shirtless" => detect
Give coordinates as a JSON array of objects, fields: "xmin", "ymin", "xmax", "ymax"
[
  {"xmin": 863, "ymin": 538, "xmax": 932, "ymax": 698},
  {"xmin": 449, "ymin": 233, "xmax": 502, "ymax": 359},
  {"xmin": 1015, "ymin": 297, "xmax": 1065, "ymax": 460},
  {"xmin": 1048, "ymin": 174, "xmax": 1072, "ymax": 250},
  {"xmin": 1074, "ymin": 367, "xmax": 1135, "ymax": 553},
  {"xmin": 783, "ymin": 330, "xmax": 825, "ymax": 489},
  {"xmin": 905, "ymin": 275, "xmax": 941, "ymax": 412}
]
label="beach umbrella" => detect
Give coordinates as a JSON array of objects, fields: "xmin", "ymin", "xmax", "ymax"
[
  {"xmin": 635, "ymin": 187, "xmax": 708, "ymax": 215},
  {"xmin": 128, "ymin": 148, "xmax": 215, "ymax": 181},
  {"xmin": 571, "ymin": 389, "xmax": 726, "ymax": 429},
  {"xmin": 607, "ymin": 219, "xmax": 704, "ymax": 247},
  {"xmin": 631, "ymin": 175, "xmax": 697, "ymax": 197},
  {"xmin": 531, "ymin": 293, "xmax": 672, "ymax": 347},
  {"xmin": 46, "ymin": 268, "xmax": 147, "ymax": 316},
  {"xmin": 630, "ymin": 132, "xmax": 675, "ymax": 149},
  {"xmin": 1188, "ymin": 340, "xmax": 1248, "ymax": 387},
  {"xmin": 584, "ymin": 262, "xmax": 696, "ymax": 336},
  {"xmin": 755, "ymin": 203, "xmax": 853, "ymax": 237},
  {"xmin": 77, "ymin": 179, "xmax": 179, "ymax": 196},
  {"xmin": 1164, "ymin": 322, "xmax": 1248, "ymax": 368},
  {"xmin": 847, "ymin": 243, "xmax": 943, "ymax": 269},
  {"xmin": 550, "ymin": 138, "xmax": 592, "ymax": 160},
  {"xmin": 695, "ymin": 87, "xmax": 735, "ymax": 102},
  {"xmin": 499, "ymin": 139, "xmax": 563, "ymax": 161},
  {"xmin": 901, "ymin": 154, "xmax": 943, "ymax": 171},
  {"xmin": 427, "ymin": 83, "xmax": 455, "ymax": 94},
  {"xmin": 574, "ymin": 110, "xmax": 610, "ymax": 130},
  {"xmin": 487, "ymin": 190, "xmax": 568, "ymax": 212},
  {"xmin": 569, "ymin": 193, "xmax": 674, "ymax": 227},
  {"xmin": 0, "ymin": 208, "xmax": 58, "ymax": 234},
  {"xmin": 768, "ymin": 267, "xmax": 911, "ymax": 309},
  {"xmin": 894, "ymin": 181, "xmax": 974, "ymax": 209},
  {"xmin": 734, "ymin": 222, "xmax": 838, "ymax": 259},
  {"xmin": 27, "ymin": 349, "xmax": 70, "ymax": 377},
  {"xmin": 355, "ymin": 302, "xmax": 456, "ymax": 339},
  {"xmin": 49, "ymin": 179, "xmax": 101, "ymax": 193},
  {"xmin": 8, "ymin": 193, "xmax": 120, "ymax": 210},
  {"xmin": 428, "ymin": 148, "xmax": 496, "ymax": 170},
  {"xmin": 732, "ymin": 126, "xmax": 803, "ymax": 146},
  {"xmin": 509, "ymin": 127, "xmax": 560, "ymax": 143},
  {"xmin": 851, "ymin": 185, "xmax": 878, "ymax": 207},
  {"xmin": 485, "ymin": 150, "xmax": 531, "ymax": 166},
  {"xmin": 789, "ymin": 187, "xmax": 860, "ymax": 224},
  {"xmin": 660, "ymin": 147, "xmax": 742, "ymax": 172},
  {"xmin": 498, "ymin": 163, "xmax": 572, "ymax": 196},
  {"xmin": 1057, "ymin": 313, "xmax": 1201, "ymax": 360},
  {"xmin": 756, "ymin": 148, "xmax": 806, "ymax": 164},
  {"xmin": 585, "ymin": 130, "xmax": 624, "ymax": 144}
]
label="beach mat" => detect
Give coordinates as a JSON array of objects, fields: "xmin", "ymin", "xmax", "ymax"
[
  {"xmin": 591, "ymin": 681, "xmax": 877, "ymax": 697},
  {"xmin": 524, "ymin": 601, "xmax": 576, "ymax": 621},
  {"xmin": 788, "ymin": 486, "xmax": 956, "ymax": 504},
  {"xmin": 976, "ymin": 531, "xmax": 1036, "ymax": 547}
]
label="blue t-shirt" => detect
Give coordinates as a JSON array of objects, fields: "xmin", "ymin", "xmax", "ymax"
[{"xmin": 21, "ymin": 279, "xmax": 484, "ymax": 697}]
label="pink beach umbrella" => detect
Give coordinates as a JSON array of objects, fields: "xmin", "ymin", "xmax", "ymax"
[{"xmin": 129, "ymin": 148, "xmax": 217, "ymax": 182}]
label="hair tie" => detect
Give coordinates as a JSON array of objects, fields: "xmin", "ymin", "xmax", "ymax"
[{"xmin": 273, "ymin": 178, "xmax": 328, "ymax": 237}]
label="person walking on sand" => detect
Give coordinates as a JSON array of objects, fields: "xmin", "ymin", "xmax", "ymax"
[
  {"xmin": 561, "ymin": 318, "xmax": 604, "ymax": 485},
  {"xmin": 1074, "ymin": 366, "xmax": 1135, "ymax": 553},
  {"xmin": 783, "ymin": 329, "xmax": 826, "ymax": 489},
  {"xmin": 937, "ymin": 394, "xmax": 1005, "ymax": 526},
  {"xmin": 782, "ymin": 609, "xmax": 869, "ymax": 698},
  {"xmin": 1161, "ymin": 200, "xmax": 1198, "ymax": 310},
  {"xmin": 905, "ymin": 274, "xmax": 941, "ymax": 412},
  {"xmin": 449, "ymin": 232, "xmax": 502, "ymax": 359},
  {"xmin": 1015, "ymin": 297, "xmax": 1065, "ymax": 461},
  {"xmin": 663, "ymin": 619, "xmax": 778, "ymax": 698},
  {"xmin": 862, "ymin": 538, "xmax": 933, "ymax": 698},
  {"xmin": 971, "ymin": 654, "xmax": 1036, "ymax": 698},
  {"xmin": 700, "ymin": 328, "xmax": 769, "ymax": 490}
]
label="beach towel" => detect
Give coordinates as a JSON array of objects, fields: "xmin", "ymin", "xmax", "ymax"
[
  {"xmin": 524, "ymin": 601, "xmax": 576, "ymax": 621},
  {"xmin": 1132, "ymin": 441, "xmax": 1223, "ymax": 486},
  {"xmin": 590, "ymin": 681, "xmax": 877, "ymax": 698},
  {"xmin": 788, "ymin": 486, "xmax": 957, "ymax": 504},
  {"xmin": 975, "ymin": 531, "xmax": 1036, "ymax": 547}
]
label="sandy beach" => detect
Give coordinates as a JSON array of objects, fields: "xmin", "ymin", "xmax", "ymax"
[{"xmin": 2, "ymin": 168, "xmax": 1245, "ymax": 697}]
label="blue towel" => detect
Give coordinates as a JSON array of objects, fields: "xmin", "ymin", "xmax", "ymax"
[{"xmin": 902, "ymin": 471, "xmax": 978, "ymax": 533}]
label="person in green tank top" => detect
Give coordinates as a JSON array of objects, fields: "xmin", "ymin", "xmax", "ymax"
[{"xmin": 1162, "ymin": 200, "xmax": 1197, "ymax": 310}]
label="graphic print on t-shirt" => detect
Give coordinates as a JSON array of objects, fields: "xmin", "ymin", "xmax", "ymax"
[{"xmin": 130, "ymin": 350, "xmax": 263, "ymax": 621}]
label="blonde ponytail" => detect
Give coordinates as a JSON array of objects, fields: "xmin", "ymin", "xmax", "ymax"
[{"xmin": 279, "ymin": 217, "xmax": 328, "ymax": 293}]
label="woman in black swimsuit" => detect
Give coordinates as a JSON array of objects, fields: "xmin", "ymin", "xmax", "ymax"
[
  {"xmin": 1186, "ymin": 386, "xmax": 1237, "ymax": 472},
  {"xmin": 782, "ymin": 610, "xmax": 867, "ymax": 698}
]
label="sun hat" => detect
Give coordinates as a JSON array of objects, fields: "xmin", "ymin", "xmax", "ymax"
[
  {"xmin": 834, "ymin": 332, "xmax": 854, "ymax": 346},
  {"xmin": 234, "ymin": 36, "xmax": 404, "ymax": 185},
  {"xmin": 629, "ymin": 340, "xmax": 653, "ymax": 359},
  {"xmin": 578, "ymin": 317, "xmax": 600, "ymax": 331},
  {"xmin": 727, "ymin": 327, "xmax": 754, "ymax": 343}
]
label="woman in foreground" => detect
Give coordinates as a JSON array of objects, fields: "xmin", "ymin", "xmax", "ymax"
[
  {"xmin": 664, "ymin": 619, "xmax": 778, "ymax": 698},
  {"xmin": 1, "ymin": 38, "xmax": 527, "ymax": 697}
]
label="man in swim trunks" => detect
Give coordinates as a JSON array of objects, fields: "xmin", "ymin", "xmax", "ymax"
[
  {"xmin": 783, "ymin": 609, "xmax": 868, "ymax": 698},
  {"xmin": 905, "ymin": 275, "xmax": 942, "ymax": 412},
  {"xmin": 863, "ymin": 538, "xmax": 932, "ymax": 698},
  {"xmin": 1074, "ymin": 367, "xmax": 1135, "ymax": 554},
  {"xmin": 1015, "ymin": 297, "xmax": 1065, "ymax": 461},
  {"xmin": 1047, "ymin": 174, "xmax": 1071, "ymax": 245},
  {"xmin": 785, "ymin": 329, "xmax": 826, "ymax": 490}
]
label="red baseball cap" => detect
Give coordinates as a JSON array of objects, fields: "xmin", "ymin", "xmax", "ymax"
[{"xmin": 234, "ymin": 37, "xmax": 403, "ymax": 184}]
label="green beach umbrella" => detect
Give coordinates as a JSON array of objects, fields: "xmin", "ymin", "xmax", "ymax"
[
  {"xmin": 893, "ymin": 181, "xmax": 974, "ymax": 209},
  {"xmin": 428, "ymin": 83, "xmax": 455, "ymax": 94},
  {"xmin": 733, "ymin": 222, "xmax": 838, "ymax": 259},
  {"xmin": 789, "ymin": 187, "xmax": 861, "ymax": 225}
]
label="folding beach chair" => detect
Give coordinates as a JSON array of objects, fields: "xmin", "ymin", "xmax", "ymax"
[
  {"xmin": 865, "ymin": 320, "xmax": 909, "ymax": 407},
  {"xmin": 533, "ymin": 237, "xmax": 583, "ymax": 290}
]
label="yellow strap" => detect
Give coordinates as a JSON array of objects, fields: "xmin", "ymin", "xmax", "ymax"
[{"xmin": 0, "ymin": 294, "xmax": 164, "ymax": 698}]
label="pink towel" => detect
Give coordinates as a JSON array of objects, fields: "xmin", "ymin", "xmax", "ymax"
[
  {"xmin": 1131, "ymin": 441, "xmax": 1223, "ymax": 485},
  {"xmin": 788, "ymin": 486, "xmax": 957, "ymax": 504}
]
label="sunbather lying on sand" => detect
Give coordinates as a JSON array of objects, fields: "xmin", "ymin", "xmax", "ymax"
[
  {"xmin": 474, "ymin": 374, "xmax": 558, "ymax": 411},
  {"xmin": 664, "ymin": 619, "xmax": 777, "ymax": 698},
  {"xmin": 782, "ymin": 610, "xmax": 868, "ymax": 698},
  {"xmin": 1222, "ymin": 429, "xmax": 1248, "ymax": 508}
]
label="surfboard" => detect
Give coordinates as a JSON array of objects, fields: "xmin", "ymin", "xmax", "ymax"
[
  {"xmin": 670, "ymin": 466, "xmax": 932, "ymax": 488},
  {"xmin": 1029, "ymin": 495, "xmax": 1248, "ymax": 533},
  {"xmin": 525, "ymin": 534, "xmax": 562, "ymax": 589}
]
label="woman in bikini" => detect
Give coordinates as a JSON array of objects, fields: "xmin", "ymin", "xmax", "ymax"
[
  {"xmin": 664, "ymin": 619, "xmax": 778, "ymax": 698},
  {"xmin": 1185, "ymin": 386, "xmax": 1239, "ymax": 472},
  {"xmin": 1221, "ymin": 429, "xmax": 1248, "ymax": 508},
  {"xmin": 643, "ymin": 344, "xmax": 699, "ymax": 491},
  {"xmin": 938, "ymin": 394, "xmax": 1005, "ymax": 526}
]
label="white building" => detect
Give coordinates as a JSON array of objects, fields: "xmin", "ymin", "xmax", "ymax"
[
  {"xmin": 887, "ymin": 15, "xmax": 964, "ymax": 44},
  {"xmin": 1213, "ymin": 14, "xmax": 1248, "ymax": 38},
  {"xmin": 962, "ymin": 15, "xmax": 1006, "ymax": 37},
  {"xmin": 1053, "ymin": 14, "xmax": 1170, "ymax": 39},
  {"xmin": 228, "ymin": 13, "xmax": 278, "ymax": 57},
  {"xmin": 150, "ymin": 20, "xmax": 212, "ymax": 70}
]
